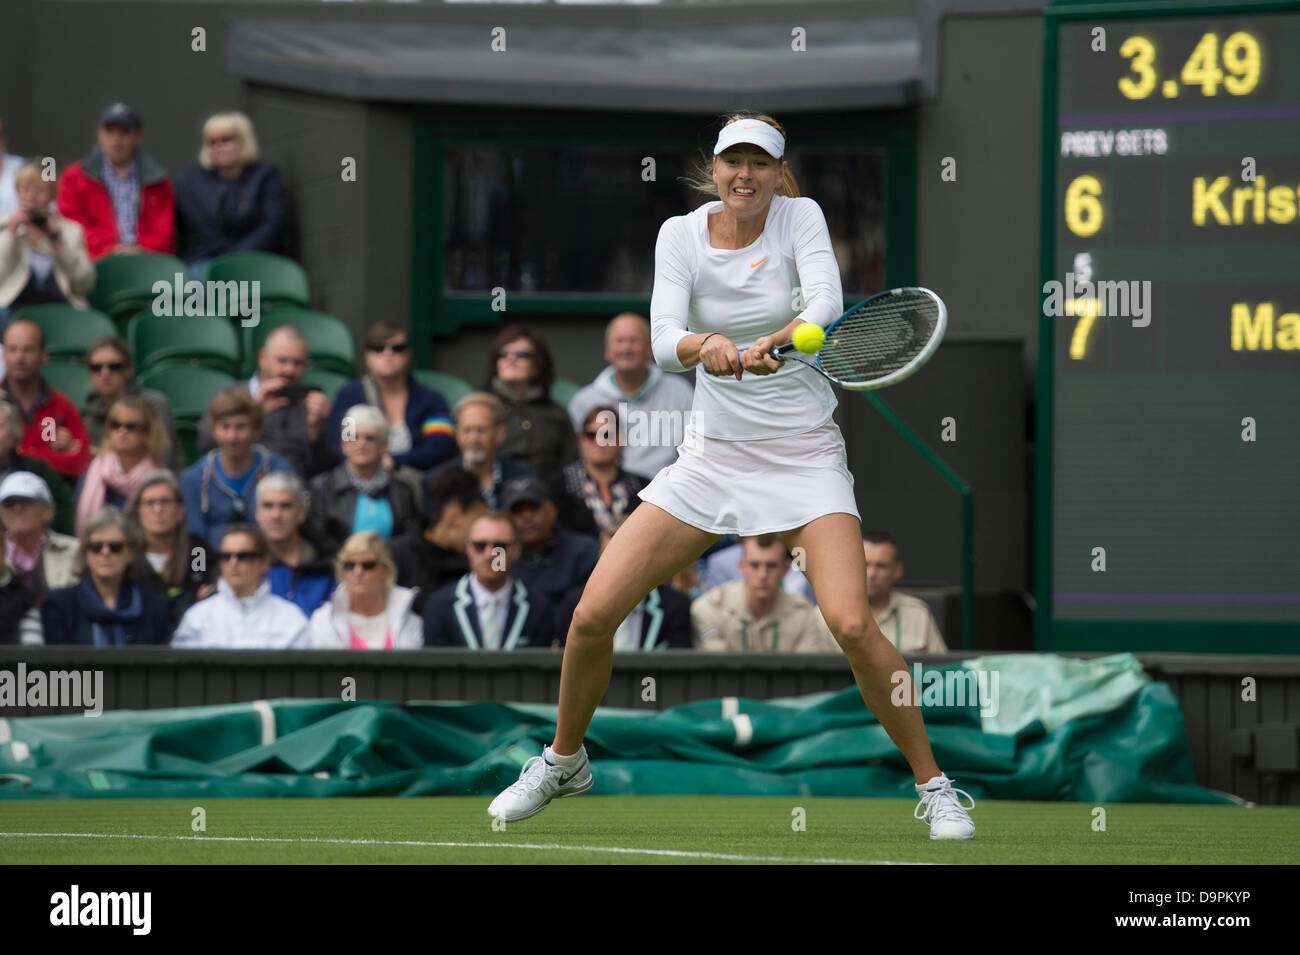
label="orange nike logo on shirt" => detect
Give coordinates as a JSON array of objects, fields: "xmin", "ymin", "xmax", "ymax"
[{"xmin": 750, "ymin": 256, "xmax": 768, "ymax": 268}]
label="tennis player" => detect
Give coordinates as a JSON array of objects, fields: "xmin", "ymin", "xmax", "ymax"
[{"xmin": 489, "ymin": 112, "xmax": 975, "ymax": 839}]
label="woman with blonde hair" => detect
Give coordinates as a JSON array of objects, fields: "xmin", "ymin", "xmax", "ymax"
[
  {"xmin": 0, "ymin": 162, "xmax": 94, "ymax": 318},
  {"xmin": 307, "ymin": 531, "xmax": 421, "ymax": 649},
  {"xmin": 75, "ymin": 396, "xmax": 169, "ymax": 534},
  {"xmin": 173, "ymin": 111, "xmax": 288, "ymax": 274},
  {"xmin": 489, "ymin": 111, "xmax": 976, "ymax": 840}
]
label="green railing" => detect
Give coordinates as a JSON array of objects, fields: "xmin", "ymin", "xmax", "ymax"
[{"xmin": 860, "ymin": 391, "xmax": 974, "ymax": 649}]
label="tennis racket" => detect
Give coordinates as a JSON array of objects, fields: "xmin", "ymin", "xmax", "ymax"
[{"xmin": 768, "ymin": 286, "xmax": 947, "ymax": 391}]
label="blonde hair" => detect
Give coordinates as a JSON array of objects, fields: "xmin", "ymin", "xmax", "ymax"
[
  {"xmin": 198, "ymin": 111, "xmax": 260, "ymax": 169},
  {"xmin": 105, "ymin": 395, "xmax": 170, "ymax": 466},
  {"xmin": 336, "ymin": 532, "xmax": 397, "ymax": 588},
  {"xmin": 684, "ymin": 111, "xmax": 800, "ymax": 201},
  {"xmin": 13, "ymin": 161, "xmax": 54, "ymax": 197}
]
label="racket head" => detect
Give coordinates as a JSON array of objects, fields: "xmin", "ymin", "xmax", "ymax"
[{"xmin": 810, "ymin": 287, "xmax": 947, "ymax": 390}]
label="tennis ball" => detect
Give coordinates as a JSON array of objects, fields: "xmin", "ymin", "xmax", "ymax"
[{"xmin": 791, "ymin": 323, "xmax": 825, "ymax": 354}]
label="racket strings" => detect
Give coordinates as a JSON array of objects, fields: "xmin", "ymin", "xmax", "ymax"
[{"xmin": 820, "ymin": 293, "xmax": 940, "ymax": 381}]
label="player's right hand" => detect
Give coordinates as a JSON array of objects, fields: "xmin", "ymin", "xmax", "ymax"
[{"xmin": 699, "ymin": 334, "xmax": 743, "ymax": 381}]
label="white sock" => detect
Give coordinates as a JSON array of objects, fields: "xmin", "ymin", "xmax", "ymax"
[{"xmin": 545, "ymin": 745, "xmax": 583, "ymax": 766}]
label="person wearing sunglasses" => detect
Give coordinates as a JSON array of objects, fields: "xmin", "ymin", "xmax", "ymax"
[
  {"xmin": 567, "ymin": 313, "xmax": 694, "ymax": 480},
  {"xmin": 173, "ymin": 523, "xmax": 308, "ymax": 648},
  {"xmin": 173, "ymin": 111, "xmax": 287, "ymax": 278},
  {"xmin": 0, "ymin": 470, "xmax": 78, "ymax": 610},
  {"xmin": 326, "ymin": 321, "xmax": 454, "ymax": 474},
  {"xmin": 82, "ymin": 337, "xmax": 185, "ymax": 472},
  {"xmin": 484, "ymin": 325, "xmax": 576, "ymax": 484},
  {"xmin": 41, "ymin": 506, "xmax": 171, "ymax": 646},
  {"xmin": 74, "ymin": 396, "xmax": 168, "ymax": 535},
  {"xmin": 549, "ymin": 405, "xmax": 648, "ymax": 539},
  {"xmin": 124, "ymin": 469, "xmax": 214, "ymax": 627},
  {"xmin": 306, "ymin": 404, "xmax": 421, "ymax": 558},
  {"xmin": 307, "ymin": 531, "xmax": 420, "ymax": 650},
  {"xmin": 423, "ymin": 511, "xmax": 553, "ymax": 650}
]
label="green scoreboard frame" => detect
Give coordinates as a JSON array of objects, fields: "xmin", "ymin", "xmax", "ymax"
[{"xmin": 1037, "ymin": 0, "xmax": 1300, "ymax": 653}]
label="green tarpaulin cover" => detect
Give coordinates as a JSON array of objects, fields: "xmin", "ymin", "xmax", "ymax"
[{"xmin": 0, "ymin": 653, "xmax": 1235, "ymax": 803}]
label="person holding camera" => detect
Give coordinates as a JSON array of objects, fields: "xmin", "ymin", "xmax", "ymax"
[
  {"xmin": 0, "ymin": 162, "xmax": 95, "ymax": 321},
  {"xmin": 195, "ymin": 325, "xmax": 332, "ymax": 479}
]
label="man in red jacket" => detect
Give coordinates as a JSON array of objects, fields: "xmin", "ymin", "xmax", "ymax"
[
  {"xmin": 56, "ymin": 103, "xmax": 175, "ymax": 260},
  {"xmin": 0, "ymin": 320, "xmax": 92, "ymax": 478}
]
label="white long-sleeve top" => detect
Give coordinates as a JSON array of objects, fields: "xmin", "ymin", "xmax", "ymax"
[
  {"xmin": 172, "ymin": 579, "xmax": 310, "ymax": 649},
  {"xmin": 649, "ymin": 194, "xmax": 843, "ymax": 440}
]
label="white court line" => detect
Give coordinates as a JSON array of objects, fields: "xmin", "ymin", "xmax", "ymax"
[{"xmin": 0, "ymin": 831, "xmax": 936, "ymax": 865}]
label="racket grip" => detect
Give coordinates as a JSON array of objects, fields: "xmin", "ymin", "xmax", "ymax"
[{"xmin": 768, "ymin": 343, "xmax": 796, "ymax": 359}]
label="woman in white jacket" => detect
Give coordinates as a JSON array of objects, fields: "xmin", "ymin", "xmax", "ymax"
[
  {"xmin": 0, "ymin": 163, "xmax": 95, "ymax": 315},
  {"xmin": 308, "ymin": 531, "xmax": 422, "ymax": 649}
]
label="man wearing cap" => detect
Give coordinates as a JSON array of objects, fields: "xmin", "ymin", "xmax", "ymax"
[
  {"xmin": 0, "ymin": 470, "xmax": 79, "ymax": 609},
  {"xmin": 56, "ymin": 103, "xmax": 176, "ymax": 259},
  {"xmin": 502, "ymin": 473, "xmax": 598, "ymax": 636}
]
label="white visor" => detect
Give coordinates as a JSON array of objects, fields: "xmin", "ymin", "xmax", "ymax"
[{"xmin": 713, "ymin": 118, "xmax": 785, "ymax": 159}]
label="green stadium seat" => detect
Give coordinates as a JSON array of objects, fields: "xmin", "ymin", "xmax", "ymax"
[
  {"xmin": 86, "ymin": 253, "xmax": 188, "ymax": 321},
  {"xmin": 11, "ymin": 304, "xmax": 119, "ymax": 360},
  {"xmin": 300, "ymin": 366, "xmax": 350, "ymax": 401},
  {"xmin": 206, "ymin": 252, "xmax": 310, "ymax": 308},
  {"xmin": 413, "ymin": 369, "xmax": 475, "ymax": 409},
  {"xmin": 126, "ymin": 311, "xmax": 242, "ymax": 377},
  {"xmin": 136, "ymin": 364, "xmax": 238, "ymax": 462},
  {"xmin": 41, "ymin": 360, "xmax": 93, "ymax": 409},
  {"xmin": 244, "ymin": 307, "xmax": 355, "ymax": 378},
  {"xmin": 550, "ymin": 377, "xmax": 582, "ymax": 409}
]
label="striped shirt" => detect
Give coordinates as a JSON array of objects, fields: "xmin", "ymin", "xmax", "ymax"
[{"xmin": 101, "ymin": 157, "xmax": 140, "ymax": 246}]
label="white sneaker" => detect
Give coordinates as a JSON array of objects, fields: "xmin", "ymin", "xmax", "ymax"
[
  {"xmin": 487, "ymin": 745, "xmax": 593, "ymax": 822},
  {"xmin": 914, "ymin": 774, "xmax": 976, "ymax": 840}
]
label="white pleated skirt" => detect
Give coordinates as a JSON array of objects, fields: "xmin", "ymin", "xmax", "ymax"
[{"xmin": 637, "ymin": 421, "xmax": 860, "ymax": 536}]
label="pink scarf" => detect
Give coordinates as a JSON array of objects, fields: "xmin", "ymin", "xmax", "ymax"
[{"xmin": 76, "ymin": 452, "xmax": 159, "ymax": 534}]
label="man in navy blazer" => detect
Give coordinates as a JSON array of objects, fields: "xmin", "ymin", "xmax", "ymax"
[{"xmin": 423, "ymin": 511, "xmax": 553, "ymax": 650}]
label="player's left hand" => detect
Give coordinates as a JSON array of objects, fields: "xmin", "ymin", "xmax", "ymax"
[{"xmin": 740, "ymin": 336, "xmax": 784, "ymax": 376}]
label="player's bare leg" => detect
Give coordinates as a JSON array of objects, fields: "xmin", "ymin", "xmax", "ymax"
[
  {"xmin": 783, "ymin": 512, "xmax": 974, "ymax": 839},
  {"xmin": 553, "ymin": 503, "xmax": 718, "ymax": 754},
  {"xmin": 489, "ymin": 502, "xmax": 716, "ymax": 821}
]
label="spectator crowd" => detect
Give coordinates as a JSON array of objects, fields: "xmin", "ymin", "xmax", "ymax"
[{"xmin": 0, "ymin": 104, "xmax": 948, "ymax": 654}]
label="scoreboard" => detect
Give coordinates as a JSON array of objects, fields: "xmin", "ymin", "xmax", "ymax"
[{"xmin": 1039, "ymin": 1, "xmax": 1300, "ymax": 651}]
